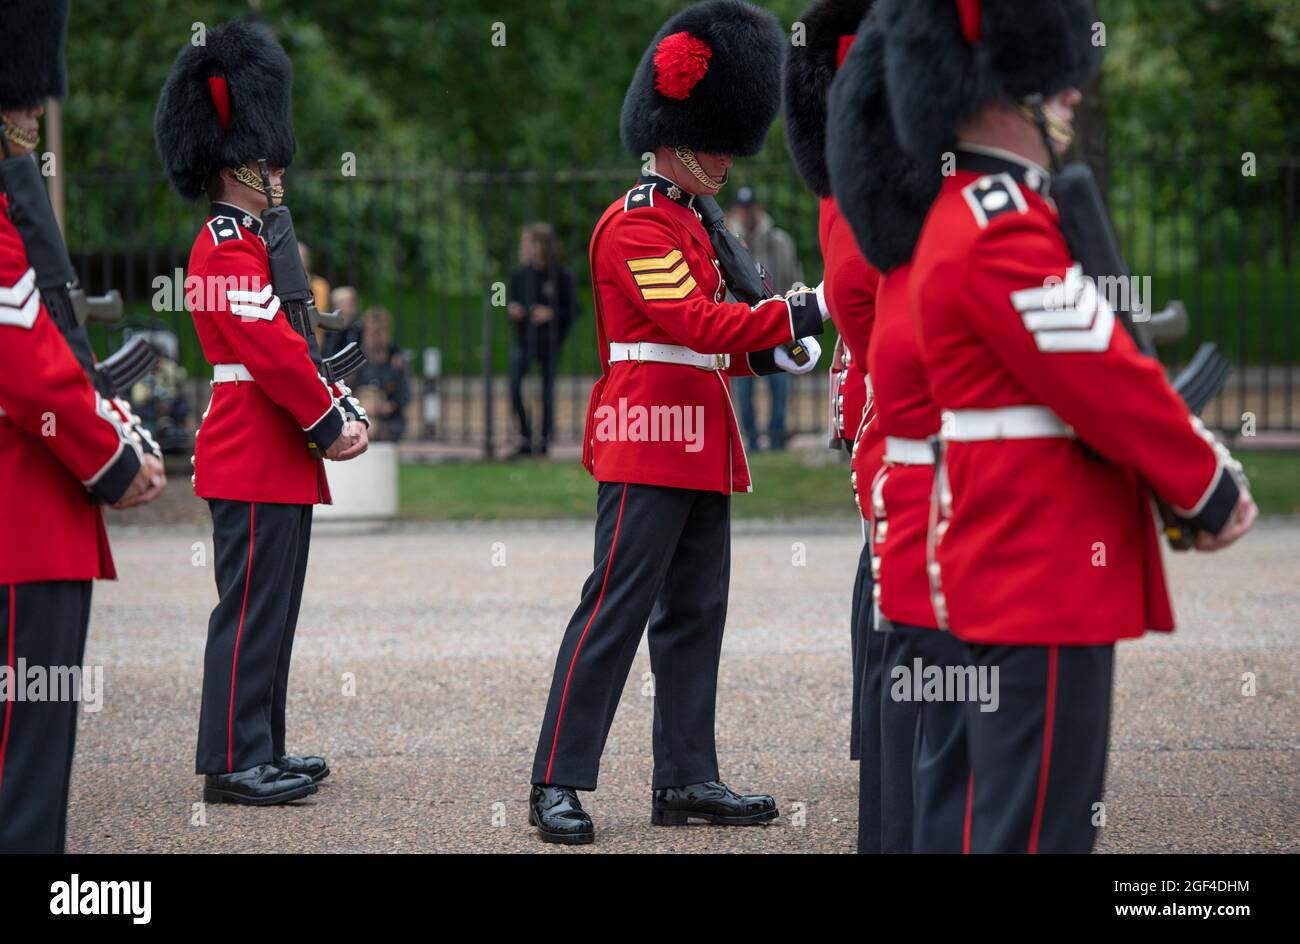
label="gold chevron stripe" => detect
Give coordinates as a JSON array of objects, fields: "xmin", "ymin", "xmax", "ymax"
[
  {"xmin": 640, "ymin": 276, "xmax": 697, "ymax": 301},
  {"xmin": 633, "ymin": 260, "xmax": 691, "ymax": 287},
  {"xmin": 626, "ymin": 249, "xmax": 683, "ymax": 273}
]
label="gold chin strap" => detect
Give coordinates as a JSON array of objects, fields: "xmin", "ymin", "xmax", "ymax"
[
  {"xmin": 673, "ymin": 147, "xmax": 726, "ymax": 194},
  {"xmin": 2, "ymin": 122, "xmax": 40, "ymax": 151},
  {"xmin": 232, "ymin": 164, "xmax": 285, "ymax": 200},
  {"xmin": 1018, "ymin": 102, "xmax": 1074, "ymax": 150}
]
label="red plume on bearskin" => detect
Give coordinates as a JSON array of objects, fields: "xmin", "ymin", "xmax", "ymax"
[
  {"xmin": 207, "ymin": 76, "xmax": 232, "ymax": 129},
  {"xmin": 654, "ymin": 32, "xmax": 712, "ymax": 101},
  {"xmin": 955, "ymin": 0, "xmax": 982, "ymax": 44}
]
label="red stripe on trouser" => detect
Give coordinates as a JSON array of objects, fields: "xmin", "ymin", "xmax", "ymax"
[
  {"xmin": 227, "ymin": 504, "xmax": 256, "ymax": 773},
  {"xmin": 0, "ymin": 586, "xmax": 14, "ymax": 796},
  {"xmin": 544, "ymin": 483, "xmax": 629, "ymax": 784},
  {"xmin": 962, "ymin": 769, "xmax": 974, "ymax": 854},
  {"xmin": 1027, "ymin": 644, "xmax": 1059, "ymax": 854}
]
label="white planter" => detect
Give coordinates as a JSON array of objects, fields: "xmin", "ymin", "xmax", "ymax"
[{"xmin": 315, "ymin": 441, "xmax": 399, "ymax": 520}]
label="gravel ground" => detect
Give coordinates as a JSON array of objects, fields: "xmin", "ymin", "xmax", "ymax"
[{"xmin": 66, "ymin": 516, "xmax": 1298, "ymax": 854}]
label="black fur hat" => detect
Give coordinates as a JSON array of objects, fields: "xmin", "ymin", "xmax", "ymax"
[
  {"xmin": 0, "ymin": 0, "xmax": 69, "ymax": 110},
  {"xmin": 783, "ymin": 0, "xmax": 873, "ymax": 198},
  {"xmin": 620, "ymin": 0, "xmax": 785, "ymax": 158},
  {"xmin": 880, "ymin": 0, "xmax": 1099, "ymax": 160},
  {"xmin": 154, "ymin": 19, "xmax": 296, "ymax": 200},
  {"xmin": 826, "ymin": 15, "xmax": 939, "ymax": 272}
]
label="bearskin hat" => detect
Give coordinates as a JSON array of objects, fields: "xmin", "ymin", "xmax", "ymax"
[
  {"xmin": 154, "ymin": 19, "xmax": 296, "ymax": 200},
  {"xmin": 0, "ymin": 0, "xmax": 69, "ymax": 111},
  {"xmin": 783, "ymin": 0, "xmax": 873, "ymax": 197},
  {"xmin": 620, "ymin": 0, "xmax": 785, "ymax": 159},
  {"xmin": 880, "ymin": 0, "xmax": 1100, "ymax": 160},
  {"xmin": 826, "ymin": 14, "xmax": 939, "ymax": 272}
]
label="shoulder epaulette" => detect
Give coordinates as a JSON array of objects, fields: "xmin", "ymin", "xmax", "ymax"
[{"xmin": 960, "ymin": 173, "xmax": 1029, "ymax": 229}]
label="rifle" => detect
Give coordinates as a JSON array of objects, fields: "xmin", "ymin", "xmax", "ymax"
[
  {"xmin": 694, "ymin": 194, "xmax": 812, "ymax": 370},
  {"xmin": 0, "ymin": 152, "xmax": 160, "ymax": 405},
  {"xmin": 1053, "ymin": 162, "xmax": 1243, "ymax": 549},
  {"xmin": 254, "ymin": 160, "xmax": 368, "ymax": 428}
]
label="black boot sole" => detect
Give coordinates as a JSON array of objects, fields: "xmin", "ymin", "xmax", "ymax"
[
  {"xmin": 651, "ymin": 807, "xmax": 779, "ymax": 827},
  {"xmin": 203, "ymin": 781, "xmax": 318, "ymax": 806},
  {"xmin": 529, "ymin": 808, "xmax": 594, "ymax": 845}
]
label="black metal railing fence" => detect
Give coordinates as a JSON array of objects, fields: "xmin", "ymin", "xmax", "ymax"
[{"xmin": 66, "ymin": 154, "xmax": 1298, "ymax": 453}]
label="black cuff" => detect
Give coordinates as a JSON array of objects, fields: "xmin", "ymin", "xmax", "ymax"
[
  {"xmin": 789, "ymin": 293, "xmax": 825, "ymax": 339},
  {"xmin": 1187, "ymin": 465, "xmax": 1240, "ymax": 536},
  {"xmin": 746, "ymin": 348, "xmax": 781, "ymax": 376},
  {"xmin": 90, "ymin": 443, "xmax": 142, "ymax": 504},
  {"xmin": 306, "ymin": 406, "xmax": 345, "ymax": 452}
]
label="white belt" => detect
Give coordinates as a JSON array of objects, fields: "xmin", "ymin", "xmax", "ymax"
[
  {"xmin": 609, "ymin": 341, "xmax": 728, "ymax": 371},
  {"xmin": 212, "ymin": 363, "xmax": 255, "ymax": 383},
  {"xmin": 941, "ymin": 405, "xmax": 1074, "ymax": 442},
  {"xmin": 884, "ymin": 436, "xmax": 935, "ymax": 465}
]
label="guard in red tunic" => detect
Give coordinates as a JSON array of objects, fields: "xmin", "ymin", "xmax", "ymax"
[
  {"xmin": 785, "ymin": 0, "xmax": 882, "ymax": 770},
  {"xmin": 785, "ymin": 0, "xmax": 908, "ymax": 855},
  {"xmin": 884, "ymin": 0, "xmax": 1256, "ymax": 853},
  {"xmin": 155, "ymin": 20, "xmax": 369, "ymax": 806},
  {"xmin": 0, "ymin": 0, "xmax": 158, "ymax": 852},
  {"xmin": 529, "ymin": 0, "xmax": 828, "ymax": 845},
  {"xmin": 828, "ymin": 12, "xmax": 965, "ymax": 852}
]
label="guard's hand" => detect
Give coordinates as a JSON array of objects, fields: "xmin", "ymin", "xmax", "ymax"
[
  {"xmin": 1195, "ymin": 490, "xmax": 1258, "ymax": 551},
  {"xmin": 507, "ymin": 302, "xmax": 526, "ymax": 321},
  {"xmin": 531, "ymin": 305, "xmax": 554, "ymax": 325},
  {"xmin": 330, "ymin": 421, "xmax": 369, "ymax": 461},
  {"xmin": 324, "ymin": 423, "xmax": 360, "ymax": 460},
  {"xmin": 111, "ymin": 459, "xmax": 156, "ymax": 509},
  {"xmin": 775, "ymin": 336, "xmax": 822, "ymax": 375}
]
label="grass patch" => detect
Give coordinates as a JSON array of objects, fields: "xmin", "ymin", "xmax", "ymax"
[
  {"xmin": 399, "ymin": 451, "xmax": 857, "ymax": 521},
  {"xmin": 399, "ymin": 449, "xmax": 1300, "ymax": 521}
]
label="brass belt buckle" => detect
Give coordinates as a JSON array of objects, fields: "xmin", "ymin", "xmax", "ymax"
[{"xmin": 713, "ymin": 353, "xmax": 726, "ymax": 371}]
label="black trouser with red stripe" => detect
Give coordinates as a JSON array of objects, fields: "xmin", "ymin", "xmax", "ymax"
[
  {"xmin": 0, "ymin": 581, "xmax": 92, "ymax": 853},
  {"xmin": 533, "ymin": 481, "xmax": 730, "ymax": 791},
  {"xmin": 196, "ymin": 500, "xmax": 313, "ymax": 775},
  {"xmin": 963, "ymin": 643, "xmax": 1114, "ymax": 853},
  {"xmin": 894, "ymin": 621, "xmax": 972, "ymax": 854}
]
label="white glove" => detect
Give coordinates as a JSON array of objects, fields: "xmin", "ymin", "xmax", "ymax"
[{"xmin": 775, "ymin": 336, "xmax": 822, "ymax": 374}]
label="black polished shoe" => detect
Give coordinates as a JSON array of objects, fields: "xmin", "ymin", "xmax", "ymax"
[
  {"xmin": 203, "ymin": 764, "xmax": 317, "ymax": 806},
  {"xmin": 651, "ymin": 780, "xmax": 779, "ymax": 826},
  {"xmin": 278, "ymin": 754, "xmax": 330, "ymax": 783},
  {"xmin": 529, "ymin": 785, "xmax": 594, "ymax": 845}
]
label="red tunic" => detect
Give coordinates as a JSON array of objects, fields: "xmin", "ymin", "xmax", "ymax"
[
  {"xmin": 582, "ymin": 178, "xmax": 825, "ymax": 494},
  {"xmin": 186, "ymin": 206, "xmax": 345, "ymax": 505},
  {"xmin": 867, "ymin": 262, "xmax": 941, "ymax": 628},
  {"xmin": 911, "ymin": 153, "xmax": 1238, "ymax": 646},
  {"xmin": 819, "ymin": 197, "xmax": 885, "ymax": 517},
  {"xmin": 0, "ymin": 194, "xmax": 142, "ymax": 583}
]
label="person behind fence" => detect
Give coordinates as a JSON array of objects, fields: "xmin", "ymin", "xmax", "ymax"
[
  {"xmin": 321, "ymin": 284, "xmax": 362, "ymax": 359},
  {"xmin": 725, "ymin": 185, "xmax": 803, "ymax": 451},
  {"xmin": 883, "ymin": 0, "xmax": 1257, "ymax": 853},
  {"xmin": 155, "ymin": 17, "xmax": 370, "ymax": 808},
  {"xmin": 353, "ymin": 305, "xmax": 410, "ymax": 442},
  {"xmin": 528, "ymin": 0, "xmax": 828, "ymax": 847},
  {"xmin": 507, "ymin": 222, "xmax": 577, "ymax": 458},
  {"xmin": 0, "ymin": 0, "xmax": 164, "ymax": 853}
]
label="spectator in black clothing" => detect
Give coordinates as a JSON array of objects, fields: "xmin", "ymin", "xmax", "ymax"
[
  {"xmin": 353, "ymin": 306, "xmax": 410, "ymax": 442},
  {"xmin": 507, "ymin": 222, "xmax": 577, "ymax": 458}
]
